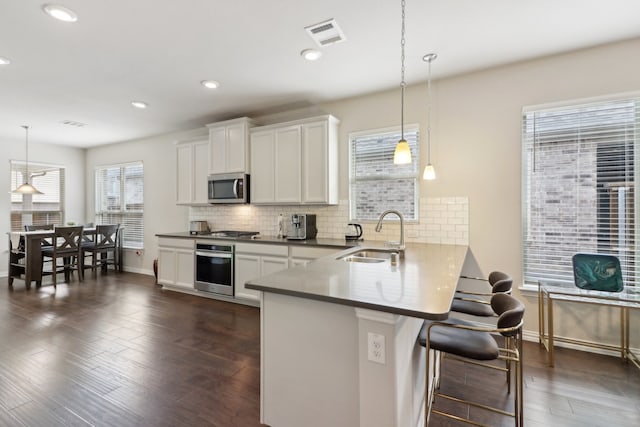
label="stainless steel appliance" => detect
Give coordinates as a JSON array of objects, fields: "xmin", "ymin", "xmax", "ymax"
[
  {"xmin": 208, "ymin": 173, "xmax": 249, "ymax": 204},
  {"xmin": 286, "ymin": 214, "xmax": 317, "ymax": 240},
  {"xmin": 194, "ymin": 242, "xmax": 234, "ymax": 296},
  {"xmin": 344, "ymin": 223, "xmax": 363, "ymax": 241},
  {"xmin": 189, "ymin": 220, "xmax": 210, "ymax": 235}
]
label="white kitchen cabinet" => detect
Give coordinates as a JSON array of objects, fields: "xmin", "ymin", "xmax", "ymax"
[
  {"xmin": 302, "ymin": 117, "xmax": 339, "ymax": 204},
  {"xmin": 158, "ymin": 238, "xmax": 194, "ymax": 289},
  {"xmin": 207, "ymin": 117, "xmax": 254, "ymax": 174},
  {"xmin": 249, "ymin": 115, "xmax": 339, "ymax": 205},
  {"xmin": 249, "ymin": 130, "xmax": 276, "ymax": 203},
  {"xmin": 176, "ymin": 137, "xmax": 209, "ymax": 205},
  {"xmin": 274, "ymin": 125, "xmax": 302, "ymax": 203},
  {"xmin": 235, "ymin": 243, "xmax": 288, "ymax": 301},
  {"xmin": 289, "ymin": 246, "xmax": 340, "ymax": 267}
]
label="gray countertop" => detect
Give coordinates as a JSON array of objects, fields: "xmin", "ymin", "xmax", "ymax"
[
  {"xmin": 246, "ymin": 242, "xmax": 469, "ymax": 320},
  {"xmin": 155, "ymin": 231, "xmax": 358, "ymax": 249}
]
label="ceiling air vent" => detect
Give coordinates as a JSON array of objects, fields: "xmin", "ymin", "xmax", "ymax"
[
  {"xmin": 61, "ymin": 120, "xmax": 87, "ymax": 128},
  {"xmin": 305, "ymin": 18, "xmax": 346, "ymax": 47}
]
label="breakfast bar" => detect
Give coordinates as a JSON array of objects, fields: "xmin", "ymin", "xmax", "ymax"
[{"xmin": 246, "ymin": 242, "xmax": 468, "ymax": 427}]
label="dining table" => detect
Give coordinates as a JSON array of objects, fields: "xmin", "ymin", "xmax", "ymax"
[{"xmin": 7, "ymin": 226, "xmax": 124, "ymax": 288}]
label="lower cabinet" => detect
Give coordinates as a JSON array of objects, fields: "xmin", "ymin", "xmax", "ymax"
[
  {"xmin": 235, "ymin": 243, "xmax": 289, "ymax": 301},
  {"xmin": 158, "ymin": 238, "xmax": 194, "ymax": 289},
  {"xmin": 157, "ymin": 237, "xmax": 344, "ymax": 304}
]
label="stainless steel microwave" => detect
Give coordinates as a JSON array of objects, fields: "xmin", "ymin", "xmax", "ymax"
[{"xmin": 208, "ymin": 173, "xmax": 249, "ymax": 204}]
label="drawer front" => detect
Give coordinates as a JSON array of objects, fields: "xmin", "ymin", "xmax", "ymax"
[
  {"xmin": 235, "ymin": 242, "xmax": 289, "ymax": 257},
  {"xmin": 158, "ymin": 237, "xmax": 194, "ymax": 249}
]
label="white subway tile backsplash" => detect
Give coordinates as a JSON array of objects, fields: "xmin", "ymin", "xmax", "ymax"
[{"xmin": 188, "ymin": 196, "xmax": 469, "ymax": 245}]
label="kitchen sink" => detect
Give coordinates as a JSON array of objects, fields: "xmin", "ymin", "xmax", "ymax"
[
  {"xmin": 337, "ymin": 248, "xmax": 400, "ymax": 263},
  {"xmin": 342, "ymin": 256, "xmax": 387, "ymax": 263}
]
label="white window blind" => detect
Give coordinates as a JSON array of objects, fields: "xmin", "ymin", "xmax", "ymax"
[
  {"xmin": 522, "ymin": 96, "xmax": 639, "ymax": 287},
  {"xmin": 349, "ymin": 126, "xmax": 420, "ymax": 221},
  {"xmin": 10, "ymin": 161, "xmax": 65, "ymax": 230},
  {"xmin": 95, "ymin": 162, "xmax": 144, "ymax": 249}
]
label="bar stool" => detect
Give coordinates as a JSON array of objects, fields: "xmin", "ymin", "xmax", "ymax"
[
  {"xmin": 419, "ymin": 293, "xmax": 525, "ymax": 427},
  {"xmin": 41, "ymin": 225, "xmax": 84, "ymax": 287},
  {"xmin": 451, "ymin": 271, "xmax": 513, "ymax": 317}
]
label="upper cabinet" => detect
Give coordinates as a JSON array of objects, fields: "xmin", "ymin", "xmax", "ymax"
[
  {"xmin": 176, "ymin": 137, "xmax": 209, "ymax": 205},
  {"xmin": 249, "ymin": 115, "xmax": 339, "ymax": 205},
  {"xmin": 302, "ymin": 118, "xmax": 338, "ymax": 204},
  {"xmin": 207, "ymin": 117, "xmax": 255, "ymax": 174}
]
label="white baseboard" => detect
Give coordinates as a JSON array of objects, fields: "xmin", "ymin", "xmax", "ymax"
[
  {"xmin": 122, "ymin": 267, "xmax": 154, "ymax": 276},
  {"xmin": 0, "ymin": 268, "xmax": 154, "ymax": 279}
]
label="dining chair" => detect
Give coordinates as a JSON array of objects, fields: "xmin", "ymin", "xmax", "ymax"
[
  {"xmin": 82, "ymin": 224, "xmax": 120, "ymax": 277},
  {"xmin": 41, "ymin": 225, "xmax": 84, "ymax": 287},
  {"xmin": 419, "ymin": 293, "xmax": 525, "ymax": 427},
  {"xmin": 451, "ymin": 271, "xmax": 513, "ymax": 317},
  {"xmin": 24, "ymin": 224, "xmax": 55, "ymax": 276},
  {"xmin": 24, "ymin": 224, "xmax": 54, "ymax": 231}
]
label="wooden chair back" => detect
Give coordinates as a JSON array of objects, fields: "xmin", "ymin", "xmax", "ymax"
[
  {"xmin": 95, "ymin": 224, "xmax": 119, "ymax": 249},
  {"xmin": 52, "ymin": 226, "xmax": 84, "ymax": 256}
]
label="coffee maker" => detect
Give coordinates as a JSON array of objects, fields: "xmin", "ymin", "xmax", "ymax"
[{"xmin": 286, "ymin": 214, "xmax": 317, "ymax": 240}]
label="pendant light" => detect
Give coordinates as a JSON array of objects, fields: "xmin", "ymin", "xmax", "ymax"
[
  {"xmin": 393, "ymin": 0, "xmax": 412, "ymax": 165},
  {"xmin": 12, "ymin": 125, "xmax": 43, "ymax": 195},
  {"xmin": 422, "ymin": 53, "xmax": 437, "ymax": 180}
]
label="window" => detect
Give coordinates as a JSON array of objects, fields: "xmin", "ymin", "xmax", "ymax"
[
  {"xmin": 95, "ymin": 162, "xmax": 144, "ymax": 249},
  {"xmin": 349, "ymin": 126, "xmax": 420, "ymax": 221},
  {"xmin": 522, "ymin": 96, "xmax": 639, "ymax": 287},
  {"xmin": 10, "ymin": 161, "xmax": 65, "ymax": 230}
]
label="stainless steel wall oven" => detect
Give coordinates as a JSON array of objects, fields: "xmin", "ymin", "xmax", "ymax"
[{"xmin": 194, "ymin": 242, "xmax": 234, "ymax": 296}]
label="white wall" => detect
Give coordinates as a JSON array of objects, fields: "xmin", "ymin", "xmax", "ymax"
[
  {"xmin": 84, "ymin": 127, "xmax": 206, "ymax": 275},
  {"xmin": 1, "ymin": 140, "xmax": 86, "ymax": 276}
]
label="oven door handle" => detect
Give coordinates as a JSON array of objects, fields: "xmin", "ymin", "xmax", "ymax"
[{"xmin": 195, "ymin": 251, "xmax": 233, "ymax": 259}]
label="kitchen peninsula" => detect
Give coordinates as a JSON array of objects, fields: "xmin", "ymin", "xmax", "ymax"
[{"xmin": 246, "ymin": 242, "xmax": 468, "ymax": 427}]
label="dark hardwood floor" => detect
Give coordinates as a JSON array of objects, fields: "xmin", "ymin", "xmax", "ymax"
[{"xmin": 1, "ymin": 272, "xmax": 639, "ymax": 426}]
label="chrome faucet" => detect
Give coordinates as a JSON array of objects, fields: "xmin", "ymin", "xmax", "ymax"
[{"xmin": 375, "ymin": 209, "xmax": 405, "ymax": 254}]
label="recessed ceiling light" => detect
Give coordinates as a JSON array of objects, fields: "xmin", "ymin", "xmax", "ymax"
[
  {"xmin": 201, "ymin": 80, "xmax": 220, "ymax": 89},
  {"xmin": 0, "ymin": 57, "xmax": 10, "ymax": 65},
  {"xmin": 131, "ymin": 101, "xmax": 149, "ymax": 109},
  {"xmin": 301, "ymin": 49, "xmax": 322, "ymax": 61},
  {"xmin": 42, "ymin": 4, "xmax": 78, "ymax": 22}
]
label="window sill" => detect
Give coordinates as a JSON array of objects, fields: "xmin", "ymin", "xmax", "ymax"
[{"xmin": 518, "ymin": 283, "xmax": 539, "ymax": 296}]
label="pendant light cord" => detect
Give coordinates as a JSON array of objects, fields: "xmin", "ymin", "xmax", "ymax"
[
  {"xmin": 427, "ymin": 58, "xmax": 432, "ymax": 163},
  {"xmin": 400, "ymin": 0, "xmax": 406, "ymax": 140},
  {"xmin": 22, "ymin": 125, "xmax": 30, "ymax": 184}
]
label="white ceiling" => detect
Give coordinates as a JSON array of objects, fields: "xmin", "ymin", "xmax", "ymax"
[{"xmin": 2, "ymin": 0, "xmax": 640, "ymax": 148}]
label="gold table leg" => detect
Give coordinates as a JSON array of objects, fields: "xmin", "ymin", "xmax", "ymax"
[{"xmin": 548, "ymin": 296, "xmax": 554, "ymax": 367}]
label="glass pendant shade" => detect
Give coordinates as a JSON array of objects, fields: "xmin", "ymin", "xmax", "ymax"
[
  {"xmin": 423, "ymin": 163, "xmax": 436, "ymax": 180},
  {"xmin": 12, "ymin": 125, "xmax": 43, "ymax": 194},
  {"xmin": 13, "ymin": 182, "xmax": 43, "ymax": 195},
  {"xmin": 394, "ymin": 139, "xmax": 412, "ymax": 164}
]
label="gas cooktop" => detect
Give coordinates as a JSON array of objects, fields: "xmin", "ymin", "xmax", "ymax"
[{"xmin": 208, "ymin": 230, "xmax": 260, "ymax": 238}]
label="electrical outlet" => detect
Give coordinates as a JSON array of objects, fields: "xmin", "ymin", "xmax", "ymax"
[{"xmin": 367, "ymin": 332, "xmax": 386, "ymax": 364}]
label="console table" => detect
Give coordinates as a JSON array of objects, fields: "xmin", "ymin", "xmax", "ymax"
[{"xmin": 538, "ymin": 280, "xmax": 640, "ymax": 369}]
